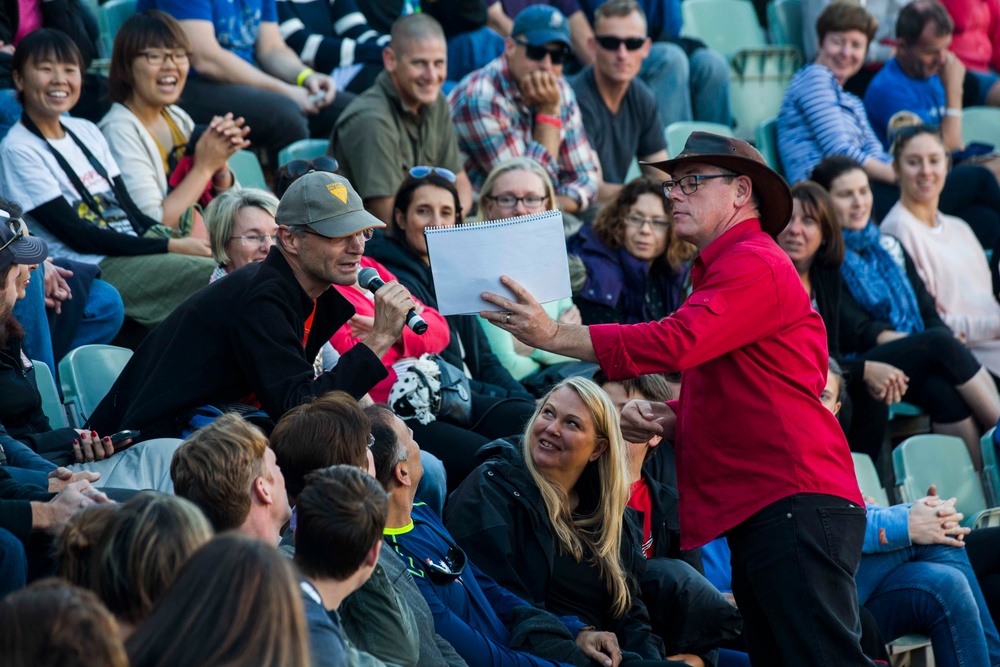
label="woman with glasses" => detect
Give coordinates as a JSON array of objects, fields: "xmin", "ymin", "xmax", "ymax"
[
  {"xmin": 446, "ymin": 378, "xmax": 696, "ymax": 665},
  {"xmin": 0, "ymin": 29, "xmax": 218, "ymax": 330},
  {"xmin": 476, "ymin": 158, "xmax": 596, "ymax": 393},
  {"xmin": 567, "ymin": 178, "xmax": 694, "ymax": 325},
  {"xmin": 100, "ymin": 11, "xmax": 249, "ymax": 237},
  {"xmin": 881, "ymin": 124, "xmax": 1000, "ymax": 380},
  {"xmin": 810, "ymin": 155, "xmax": 1000, "ymax": 469},
  {"xmin": 203, "ymin": 188, "xmax": 280, "ymax": 282},
  {"xmin": 366, "ymin": 166, "xmax": 536, "ymax": 490}
]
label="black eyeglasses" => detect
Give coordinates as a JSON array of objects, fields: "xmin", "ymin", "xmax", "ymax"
[
  {"xmin": 280, "ymin": 156, "xmax": 340, "ymax": 181},
  {"xmin": 0, "ymin": 219, "xmax": 24, "ymax": 255},
  {"xmin": 388, "ymin": 519, "xmax": 468, "ymax": 585},
  {"xmin": 515, "ymin": 39, "xmax": 571, "ymax": 65},
  {"xmin": 483, "ymin": 193, "xmax": 549, "ymax": 210},
  {"xmin": 662, "ymin": 173, "xmax": 736, "ymax": 196},
  {"xmin": 888, "ymin": 123, "xmax": 942, "ymax": 145},
  {"xmin": 297, "ymin": 226, "xmax": 375, "ymax": 242},
  {"xmin": 595, "ymin": 35, "xmax": 646, "ymax": 51},
  {"xmin": 408, "ymin": 166, "xmax": 457, "ymax": 183}
]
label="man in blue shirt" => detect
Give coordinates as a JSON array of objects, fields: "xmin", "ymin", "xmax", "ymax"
[{"xmin": 864, "ymin": 0, "xmax": 966, "ymax": 150}]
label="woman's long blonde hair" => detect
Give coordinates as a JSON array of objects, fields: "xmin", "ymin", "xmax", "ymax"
[{"xmin": 521, "ymin": 377, "xmax": 633, "ymax": 617}]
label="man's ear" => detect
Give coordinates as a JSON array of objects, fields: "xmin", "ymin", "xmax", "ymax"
[
  {"xmin": 253, "ymin": 476, "xmax": 272, "ymax": 505},
  {"xmin": 393, "ymin": 461, "xmax": 411, "ymax": 488},
  {"xmin": 383, "ymin": 45, "xmax": 397, "ymax": 72},
  {"xmin": 365, "ymin": 539, "xmax": 383, "ymax": 568}
]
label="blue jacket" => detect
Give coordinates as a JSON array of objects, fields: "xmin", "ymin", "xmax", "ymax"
[{"xmin": 568, "ymin": 223, "xmax": 689, "ymax": 325}]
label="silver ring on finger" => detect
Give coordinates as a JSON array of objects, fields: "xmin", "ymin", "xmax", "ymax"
[{"xmin": 504, "ymin": 312, "xmax": 512, "ymax": 324}]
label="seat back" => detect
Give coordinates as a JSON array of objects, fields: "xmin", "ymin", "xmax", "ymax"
[
  {"xmin": 962, "ymin": 106, "xmax": 1000, "ymax": 147},
  {"xmin": 893, "ymin": 434, "xmax": 989, "ymax": 526},
  {"xmin": 277, "ymin": 139, "xmax": 330, "ymax": 167},
  {"xmin": 983, "ymin": 427, "xmax": 1000, "ymax": 506},
  {"xmin": 32, "ymin": 360, "xmax": 69, "ymax": 430},
  {"xmin": 852, "ymin": 453, "xmax": 889, "ymax": 506},
  {"xmin": 229, "ymin": 151, "xmax": 269, "ymax": 190},
  {"xmin": 767, "ymin": 0, "xmax": 803, "ymax": 55},
  {"xmin": 666, "ymin": 121, "xmax": 735, "ymax": 157},
  {"xmin": 753, "ymin": 118, "xmax": 782, "ymax": 175},
  {"xmin": 98, "ymin": 0, "xmax": 137, "ymax": 58},
  {"xmin": 58, "ymin": 345, "xmax": 133, "ymax": 424},
  {"xmin": 682, "ymin": 0, "xmax": 767, "ymax": 54}
]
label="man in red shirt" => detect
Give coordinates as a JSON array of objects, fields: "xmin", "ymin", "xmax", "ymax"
[{"xmin": 480, "ymin": 133, "xmax": 872, "ymax": 666}]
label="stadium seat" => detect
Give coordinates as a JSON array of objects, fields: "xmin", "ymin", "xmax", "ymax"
[
  {"xmin": 277, "ymin": 139, "xmax": 330, "ymax": 167},
  {"xmin": 666, "ymin": 122, "xmax": 734, "ymax": 157},
  {"xmin": 983, "ymin": 428, "xmax": 1000, "ymax": 506},
  {"xmin": 229, "ymin": 150, "xmax": 269, "ymax": 191},
  {"xmin": 97, "ymin": 0, "xmax": 137, "ymax": 59},
  {"xmin": 852, "ymin": 452, "xmax": 889, "ymax": 506},
  {"xmin": 961, "ymin": 106, "xmax": 1000, "ymax": 147},
  {"xmin": 893, "ymin": 434, "xmax": 1000, "ymax": 528},
  {"xmin": 889, "ymin": 401, "xmax": 924, "ymax": 419},
  {"xmin": 766, "ymin": 0, "xmax": 803, "ymax": 55},
  {"xmin": 32, "ymin": 360, "xmax": 69, "ymax": 430},
  {"xmin": 753, "ymin": 118, "xmax": 782, "ymax": 176},
  {"xmin": 682, "ymin": 0, "xmax": 800, "ymax": 139},
  {"xmin": 624, "ymin": 157, "xmax": 643, "ymax": 183},
  {"xmin": 58, "ymin": 344, "xmax": 133, "ymax": 427}
]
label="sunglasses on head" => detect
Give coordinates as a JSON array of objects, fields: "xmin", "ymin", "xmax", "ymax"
[
  {"xmin": 409, "ymin": 166, "xmax": 457, "ymax": 183},
  {"xmin": 389, "ymin": 519, "xmax": 468, "ymax": 586},
  {"xmin": 515, "ymin": 39, "xmax": 571, "ymax": 65},
  {"xmin": 594, "ymin": 35, "xmax": 646, "ymax": 51},
  {"xmin": 281, "ymin": 156, "xmax": 340, "ymax": 180},
  {"xmin": 889, "ymin": 123, "xmax": 942, "ymax": 143},
  {"xmin": 0, "ymin": 218, "xmax": 24, "ymax": 255}
]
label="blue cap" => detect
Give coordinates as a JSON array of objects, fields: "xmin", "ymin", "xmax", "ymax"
[{"xmin": 511, "ymin": 5, "xmax": 571, "ymax": 47}]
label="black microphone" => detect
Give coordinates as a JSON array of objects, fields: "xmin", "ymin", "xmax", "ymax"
[{"xmin": 358, "ymin": 267, "xmax": 428, "ymax": 335}]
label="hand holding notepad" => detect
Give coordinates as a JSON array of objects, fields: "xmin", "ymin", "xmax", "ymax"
[{"xmin": 424, "ymin": 210, "xmax": 572, "ymax": 316}]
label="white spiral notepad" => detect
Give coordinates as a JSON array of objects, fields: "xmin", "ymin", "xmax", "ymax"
[{"xmin": 425, "ymin": 210, "xmax": 571, "ymax": 316}]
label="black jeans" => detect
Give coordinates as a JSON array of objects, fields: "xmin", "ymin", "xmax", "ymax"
[{"xmin": 727, "ymin": 493, "xmax": 873, "ymax": 667}]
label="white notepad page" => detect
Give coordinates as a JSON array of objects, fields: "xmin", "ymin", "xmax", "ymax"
[{"xmin": 425, "ymin": 210, "xmax": 572, "ymax": 316}]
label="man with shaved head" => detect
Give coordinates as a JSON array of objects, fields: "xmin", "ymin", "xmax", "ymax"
[{"xmin": 331, "ymin": 13, "xmax": 474, "ymax": 224}]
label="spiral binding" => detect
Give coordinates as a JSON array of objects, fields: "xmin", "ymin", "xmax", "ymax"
[{"xmin": 424, "ymin": 209, "xmax": 561, "ymax": 234}]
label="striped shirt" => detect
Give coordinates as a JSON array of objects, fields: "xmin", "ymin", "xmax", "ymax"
[
  {"xmin": 777, "ymin": 63, "xmax": 890, "ymax": 184},
  {"xmin": 277, "ymin": 0, "xmax": 389, "ymax": 71},
  {"xmin": 448, "ymin": 56, "xmax": 599, "ymax": 208}
]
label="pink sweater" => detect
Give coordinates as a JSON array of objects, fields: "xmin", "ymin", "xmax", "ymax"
[{"xmin": 330, "ymin": 257, "xmax": 450, "ymax": 402}]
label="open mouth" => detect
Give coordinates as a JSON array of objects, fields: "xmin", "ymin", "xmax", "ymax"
[
  {"xmin": 537, "ymin": 438, "xmax": 560, "ymax": 452},
  {"xmin": 46, "ymin": 90, "xmax": 69, "ymax": 100}
]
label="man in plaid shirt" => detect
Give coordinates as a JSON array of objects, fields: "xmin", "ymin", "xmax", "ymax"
[{"xmin": 448, "ymin": 5, "xmax": 600, "ymax": 214}]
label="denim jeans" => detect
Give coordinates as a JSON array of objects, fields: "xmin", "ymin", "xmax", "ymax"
[
  {"xmin": 71, "ymin": 279, "xmax": 125, "ymax": 349},
  {"xmin": 727, "ymin": 493, "xmax": 873, "ymax": 666},
  {"xmin": 0, "ymin": 528, "xmax": 27, "ymax": 599},
  {"xmin": 638, "ymin": 42, "xmax": 732, "ymax": 127},
  {"xmin": 415, "ymin": 449, "xmax": 447, "ymax": 518},
  {"xmin": 858, "ymin": 543, "xmax": 1000, "ymax": 667}
]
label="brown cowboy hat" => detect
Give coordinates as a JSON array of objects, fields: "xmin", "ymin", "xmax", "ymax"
[{"xmin": 644, "ymin": 132, "xmax": 792, "ymax": 237}]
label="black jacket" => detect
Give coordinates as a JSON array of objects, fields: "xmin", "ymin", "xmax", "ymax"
[
  {"xmin": 0, "ymin": 334, "xmax": 79, "ymax": 466},
  {"xmin": 444, "ymin": 439, "xmax": 665, "ymax": 659},
  {"xmin": 0, "ymin": 467, "xmax": 53, "ymax": 543},
  {"xmin": 366, "ymin": 233, "xmax": 531, "ymax": 400},
  {"xmin": 89, "ymin": 248, "xmax": 388, "ymax": 439}
]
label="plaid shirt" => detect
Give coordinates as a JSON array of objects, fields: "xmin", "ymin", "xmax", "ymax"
[{"xmin": 448, "ymin": 56, "xmax": 599, "ymax": 209}]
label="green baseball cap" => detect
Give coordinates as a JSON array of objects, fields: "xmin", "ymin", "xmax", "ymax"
[{"xmin": 275, "ymin": 171, "xmax": 385, "ymax": 237}]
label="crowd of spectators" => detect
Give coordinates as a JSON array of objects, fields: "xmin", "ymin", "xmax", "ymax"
[{"xmin": 2, "ymin": 0, "xmax": 1000, "ymax": 665}]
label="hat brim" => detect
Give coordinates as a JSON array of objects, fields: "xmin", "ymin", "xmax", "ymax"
[
  {"xmin": 643, "ymin": 154, "xmax": 792, "ymax": 237},
  {"xmin": 519, "ymin": 29, "xmax": 571, "ymax": 47},
  {"xmin": 3, "ymin": 234, "xmax": 48, "ymax": 265},
  {"xmin": 306, "ymin": 208, "xmax": 386, "ymax": 239}
]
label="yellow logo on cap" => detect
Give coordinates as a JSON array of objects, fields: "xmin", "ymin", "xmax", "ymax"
[{"xmin": 327, "ymin": 182, "xmax": 348, "ymax": 203}]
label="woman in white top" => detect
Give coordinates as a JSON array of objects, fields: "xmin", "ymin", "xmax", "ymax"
[
  {"xmin": 881, "ymin": 124, "xmax": 1000, "ymax": 379},
  {"xmin": 99, "ymin": 10, "xmax": 248, "ymax": 235}
]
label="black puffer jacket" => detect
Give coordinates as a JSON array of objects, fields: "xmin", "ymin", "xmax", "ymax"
[{"xmin": 444, "ymin": 439, "xmax": 665, "ymax": 660}]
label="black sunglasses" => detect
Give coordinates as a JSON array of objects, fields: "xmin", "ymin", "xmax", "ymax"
[
  {"xmin": 0, "ymin": 218, "xmax": 24, "ymax": 255},
  {"xmin": 281, "ymin": 156, "xmax": 340, "ymax": 180},
  {"xmin": 515, "ymin": 39, "xmax": 571, "ymax": 65},
  {"xmin": 888, "ymin": 123, "xmax": 942, "ymax": 145},
  {"xmin": 595, "ymin": 35, "xmax": 646, "ymax": 51}
]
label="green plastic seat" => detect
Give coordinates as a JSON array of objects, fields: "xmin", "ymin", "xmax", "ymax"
[
  {"xmin": 962, "ymin": 106, "xmax": 1000, "ymax": 147},
  {"xmin": 98, "ymin": 0, "xmax": 137, "ymax": 59},
  {"xmin": 624, "ymin": 157, "xmax": 643, "ymax": 183},
  {"xmin": 682, "ymin": 0, "xmax": 768, "ymax": 55},
  {"xmin": 766, "ymin": 0, "xmax": 803, "ymax": 55},
  {"xmin": 893, "ymin": 434, "xmax": 1000, "ymax": 528},
  {"xmin": 851, "ymin": 452, "xmax": 889, "ymax": 506},
  {"xmin": 58, "ymin": 344, "xmax": 133, "ymax": 426},
  {"xmin": 277, "ymin": 139, "xmax": 330, "ymax": 167},
  {"xmin": 32, "ymin": 360, "xmax": 69, "ymax": 430},
  {"xmin": 753, "ymin": 118, "xmax": 782, "ymax": 176},
  {"xmin": 665, "ymin": 122, "xmax": 734, "ymax": 158},
  {"xmin": 229, "ymin": 150, "xmax": 269, "ymax": 191},
  {"xmin": 889, "ymin": 401, "xmax": 925, "ymax": 419}
]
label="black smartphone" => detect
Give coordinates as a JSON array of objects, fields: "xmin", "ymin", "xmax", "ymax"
[{"xmin": 109, "ymin": 430, "xmax": 140, "ymax": 446}]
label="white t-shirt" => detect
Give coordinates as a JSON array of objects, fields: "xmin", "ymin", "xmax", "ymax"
[{"xmin": 0, "ymin": 117, "xmax": 127, "ymax": 264}]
